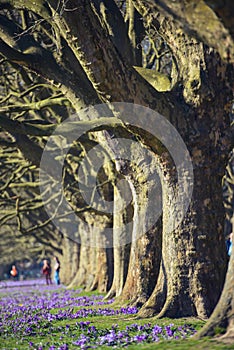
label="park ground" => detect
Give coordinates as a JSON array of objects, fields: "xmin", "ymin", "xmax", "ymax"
[{"xmin": 0, "ymin": 279, "xmax": 233, "ymax": 350}]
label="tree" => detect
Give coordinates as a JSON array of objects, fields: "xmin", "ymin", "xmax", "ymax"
[
  {"xmin": 0, "ymin": 141, "xmax": 63, "ymax": 263},
  {"xmin": 0, "ymin": 0, "xmax": 233, "ymax": 338}
]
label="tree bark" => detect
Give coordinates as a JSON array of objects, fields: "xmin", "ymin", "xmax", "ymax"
[
  {"xmin": 118, "ymin": 154, "xmax": 162, "ymax": 307},
  {"xmin": 58, "ymin": 236, "xmax": 80, "ymax": 285},
  {"xmin": 88, "ymin": 229, "xmax": 113, "ymax": 293},
  {"xmin": 132, "ymin": 0, "xmax": 234, "ymax": 63},
  {"xmin": 104, "ymin": 185, "xmax": 131, "ymax": 299},
  {"xmin": 195, "ymin": 240, "xmax": 234, "ymax": 339},
  {"xmin": 68, "ymin": 223, "xmax": 95, "ymax": 288},
  {"xmin": 128, "ymin": 2, "xmax": 233, "ymax": 320},
  {"xmin": 195, "ymin": 215, "xmax": 234, "ymax": 340}
]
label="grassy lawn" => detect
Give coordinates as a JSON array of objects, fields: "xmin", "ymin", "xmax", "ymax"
[{"xmin": 0, "ymin": 281, "xmax": 233, "ymax": 350}]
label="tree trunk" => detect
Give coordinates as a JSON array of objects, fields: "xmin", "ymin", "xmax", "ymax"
[
  {"xmin": 134, "ymin": 10, "xmax": 233, "ymax": 320},
  {"xmin": 120, "ymin": 223, "xmax": 162, "ymax": 307},
  {"xmin": 68, "ymin": 223, "xmax": 95, "ymax": 288},
  {"xmin": 59, "ymin": 236, "xmax": 80, "ymax": 285},
  {"xmin": 140, "ymin": 163, "xmax": 227, "ymax": 318},
  {"xmin": 87, "ymin": 230, "xmax": 113, "ymax": 293},
  {"xmin": 138, "ymin": 62, "xmax": 231, "ymax": 317},
  {"xmin": 195, "ymin": 216, "xmax": 234, "ymax": 340},
  {"xmin": 104, "ymin": 185, "xmax": 131, "ymax": 299},
  {"xmin": 119, "ymin": 156, "xmax": 162, "ymax": 307}
]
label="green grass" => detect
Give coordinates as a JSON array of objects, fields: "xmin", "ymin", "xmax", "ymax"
[
  {"xmin": 125, "ymin": 339, "xmax": 234, "ymax": 350},
  {"xmin": 1, "ymin": 339, "xmax": 233, "ymax": 350},
  {"xmin": 1, "ymin": 315, "xmax": 233, "ymax": 350},
  {"xmin": 1, "ymin": 288, "xmax": 233, "ymax": 350}
]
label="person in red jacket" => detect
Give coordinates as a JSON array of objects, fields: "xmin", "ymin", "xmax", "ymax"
[
  {"xmin": 42, "ymin": 259, "xmax": 52, "ymax": 285},
  {"xmin": 10, "ymin": 265, "xmax": 18, "ymax": 280}
]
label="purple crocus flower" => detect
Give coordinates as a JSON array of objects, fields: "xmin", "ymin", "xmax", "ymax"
[{"xmin": 133, "ymin": 334, "xmax": 148, "ymax": 342}]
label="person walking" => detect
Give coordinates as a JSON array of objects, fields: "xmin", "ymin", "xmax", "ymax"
[
  {"xmin": 42, "ymin": 259, "xmax": 52, "ymax": 285},
  {"xmin": 54, "ymin": 256, "xmax": 61, "ymax": 285}
]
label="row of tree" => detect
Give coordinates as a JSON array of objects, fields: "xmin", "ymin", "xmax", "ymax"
[{"xmin": 0, "ymin": 0, "xmax": 233, "ymax": 340}]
